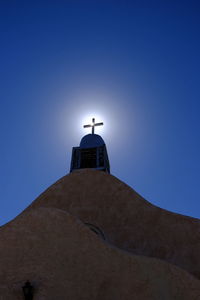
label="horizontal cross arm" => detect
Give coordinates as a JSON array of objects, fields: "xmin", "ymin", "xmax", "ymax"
[
  {"xmin": 94, "ymin": 122, "xmax": 103, "ymax": 126},
  {"xmin": 83, "ymin": 125, "xmax": 92, "ymax": 128}
]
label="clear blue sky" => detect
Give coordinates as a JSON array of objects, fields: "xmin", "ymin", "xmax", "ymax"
[{"xmin": 0, "ymin": 0, "xmax": 200, "ymax": 225}]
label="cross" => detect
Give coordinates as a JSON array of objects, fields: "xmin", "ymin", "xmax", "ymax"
[{"xmin": 83, "ymin": 118, "xmax": 103, "ymax": 134}]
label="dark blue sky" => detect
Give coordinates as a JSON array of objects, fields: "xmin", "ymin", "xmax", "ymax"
[{"xmin": 0, "ymin": 0, "xmax": 200, "ymax": 225}]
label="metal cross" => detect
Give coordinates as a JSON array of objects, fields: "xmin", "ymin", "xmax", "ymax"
[{"xmin": 83, "ymin": 118, "xmax": 103, "ymax": 134}]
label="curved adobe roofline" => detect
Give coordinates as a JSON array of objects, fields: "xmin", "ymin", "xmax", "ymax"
[{"xmin": 80, "ymin": 134, "xmax": 105, "ymax": 149}]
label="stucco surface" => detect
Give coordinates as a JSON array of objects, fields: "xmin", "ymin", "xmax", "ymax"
[
  {"xmin": 28, "ymin": 169, "xmax": 200, "ymax": 279},
  {"xmin": 0, "ymin": 207, "xmax": 200, "ymax": 299},
  {"xmin": 0, "ymin": 169, "xmax": 200, "ymax": 299}
]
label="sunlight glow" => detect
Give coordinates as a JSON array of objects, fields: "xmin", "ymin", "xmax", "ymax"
[
  {"xmin": 81, "ymin": 113, "xmax": 105, "ymax": 135},
  {"xmin": 57, "ymin": 88, "xmax": 136, "ymax": 156}
]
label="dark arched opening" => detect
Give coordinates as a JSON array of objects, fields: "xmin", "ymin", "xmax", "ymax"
[{"xmin": 84, "ymin": 223, "xmax": 106, "ymax": 240}]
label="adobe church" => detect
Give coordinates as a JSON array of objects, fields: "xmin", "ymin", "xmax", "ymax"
[{"xmin": 0, "ymin": 118, "xmax": 200, "ymax": 299}]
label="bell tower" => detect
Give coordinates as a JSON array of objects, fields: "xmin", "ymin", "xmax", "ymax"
[{"xmin": 70, "ymin": 118, "xmax": 110, "ymax": 173}]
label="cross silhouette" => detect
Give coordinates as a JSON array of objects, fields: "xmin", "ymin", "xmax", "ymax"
[{"xmin": 83, "ymin": 118, "xmax": 103, "ymax": 134}]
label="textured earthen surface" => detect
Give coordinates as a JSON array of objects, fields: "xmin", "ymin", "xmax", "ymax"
[
  {"xmin": 29, "ymin": 169, "xmax": 200, "ymax": 279},
  {"xmin": 0, "ymin": 169, "xmax": 200, "ymax": 299}
]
